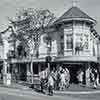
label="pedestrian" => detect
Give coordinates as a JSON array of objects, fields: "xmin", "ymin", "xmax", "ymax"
[
  {"xmin": 64, "ymin": 68, "xmax": 70, "ymax": 88},
  {"xmin": 77, "ymin": 70, "xmax": 83, "ymax": 85},
  {"xmin": 39, "ymin": 69, "xmax": 48, "ymax": 93},
  {"xmin": 92, "ymin": 69, "xmax": 100, "ymax": 88},
  {"xmin": 96, "ymin": 74, "xmax": 100, "ymax": 87},
  {"xmin": 47, "ymin": 71, "xmax": 54, "ymax": 96},
  {"xmin": 53, "ymin": 70, "xmax": 57, "ymax": 90},
  {"xmin": 60, "ymin": 69, "xmax": 66, "ymax": 90},
  {"xmin": 86, "ymin": 67, "xmax": 91, "ymax": 87},
  {"xmin": 40, "ymin": 78, "xmax": 45, "ymax": 93},
  {"xmin": 56, "ymin": 71, "xmax": 61, "ymax": 90},
  {"xmin": 92, "ymin": 69, "xmax": 98, "ymax": 89}
]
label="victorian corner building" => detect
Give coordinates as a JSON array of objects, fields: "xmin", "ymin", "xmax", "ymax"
[{"xmin": 6, "ymin": 6, "xmax": 100, "ymax": 85}]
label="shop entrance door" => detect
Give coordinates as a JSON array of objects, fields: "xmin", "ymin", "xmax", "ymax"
[
  {"xmin": 67, "ymin": 65, "xmax": 81, "ymax": 84},
  {"xmin": 69, "ymin": 67, "xmax": 78, "ymax": 84},
  {"xmin": 20, "ymin": 63, "xmax": 27, "ymax": 81}
]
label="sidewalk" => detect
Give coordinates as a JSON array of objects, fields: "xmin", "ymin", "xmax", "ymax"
[
  {"xmin": 59, "ymin": 84, "xmax": 100, "ymax": 91},
  {"xmin": 0, "ymin": 81, "xmax": 31, "ymax": 90},
  {"xmin": 0, "ymin": 81, "xmax": 100, "ymax": 95},
  {"xmin": 54, "ymin": 84, "xmax": 100, "ymax": 95}
]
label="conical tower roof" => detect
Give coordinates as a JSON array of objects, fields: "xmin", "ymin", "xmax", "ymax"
[{"xmin": 54, "ymin": 7, "xmax": 96, "ymax": 24}]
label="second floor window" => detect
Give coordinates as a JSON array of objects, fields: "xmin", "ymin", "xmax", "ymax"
[
  {"xmin": 66, "ymin": 34, "xmax": 73, "ymax": 49},
  {"xmin": 84, "ymin": 34, "xmax": 89, "ymax": 50},
  {"xmin": 75, "ymin": 34, "xmax": 83, "ymax": 54},
  {"xmin": 75, "ymin": 34, "xmax": 83, "ymax": 48}
]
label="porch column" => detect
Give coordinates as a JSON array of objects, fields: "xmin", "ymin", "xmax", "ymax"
[
  {"xmin": 3, "ymin": 60, "xmax": 7, "ymax": 85},
  {"xmin": 26, "ymin": 63, "xmax": 31, "ymax": 83},
  {"xmin": 72, "ymin": 21, "xmax": 76, "ymax": 55},
  {"xmin": 3, "ymin": 60, "xmax": 12, "ymax": 86},
  {"xmin": 16, "ymin": 63, "xmax": 19, "ymax": 81},
  {"xmin": 30, "ymin": 62, "xmax": 34, "ymax": 84},
  {"xmin": 26, "ymin": 63, "xmax": 28, "ymax": 82},
  {"xmin": 47, "ymin": 63, "xmax": 50, "ymax": 74},
  {"xmin": 18, "ymin": 63, "xmax": 20, "ymax": 80},
  {"xmin": 38, "ymin": 63, "xmax": 41, "ymax": 76},
  {"xmin": 3, "ymin": 60, "xmax": 7, "ymax": 74}
]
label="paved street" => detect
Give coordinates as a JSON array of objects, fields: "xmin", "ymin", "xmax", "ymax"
[
  {"xmin": 0, "ymin": 87, "xmax": 78, "ymax": 100},
  {"xmin": 0, "ymin": 87, "xmax": 100, "ymax": 100},
  {"xmin": 66, "ymin": 94, "xmax": 100, "ymax": 100}
]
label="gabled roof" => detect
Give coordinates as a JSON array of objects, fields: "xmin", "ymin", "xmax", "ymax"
[{"xmin": 54, "ymin": 7, "xmax": 96, "ymax": 24}]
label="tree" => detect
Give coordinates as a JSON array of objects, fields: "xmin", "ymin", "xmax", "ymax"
[
  {"xmin": 9, "ymin": 8, "xmax": 55, "ymax": 57},
  {"xmin": 9, "ymin": 8, "xmax": 56, "ymax": 83}
]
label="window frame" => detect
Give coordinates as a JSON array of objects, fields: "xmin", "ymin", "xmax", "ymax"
[
  {"xmin": 84, "ymin": 34, "xmax": 89, "ymax": 50},
  {"xmin": 66, "ymin": 34, "xmax": 73, "ymax": 50}
]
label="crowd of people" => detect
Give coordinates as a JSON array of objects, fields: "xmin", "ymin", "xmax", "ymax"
[
  {"xmin": 39, "ymin": 67, "xmax": 70, "ymax": 95},
  {"xmin": 89, "ymin": 68, "xmax": 100, "ymax": 88},
  {"xmin": 77, "ymin": 68, "xmax": 100, "ymax": 88},
  {"xmin": 39, "ymin": 66, "xmax": 100, "ymax": 96}
]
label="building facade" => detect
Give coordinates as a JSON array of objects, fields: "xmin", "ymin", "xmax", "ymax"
[
  {"xmin": 7, "ymin": 6, "xmax": 99, "ymax": 86},
  {"xmin": 0, "ymin": 33, "xmax": 5, "ymax": 79}
]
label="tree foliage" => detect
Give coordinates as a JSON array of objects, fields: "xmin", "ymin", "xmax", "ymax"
[{"xmin": 9, "ymin": 8, "xmax": 56, "ymax": 58}]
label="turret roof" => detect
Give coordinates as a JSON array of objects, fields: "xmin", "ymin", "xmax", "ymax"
[{"xmin": 54, "ymin": 6, "xmax": 96, "ymax": 24}]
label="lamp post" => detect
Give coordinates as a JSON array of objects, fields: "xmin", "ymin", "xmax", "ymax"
[
  {"xmin": 46, "ymin": 48, "xmax": 52, "ymax": 74},
  {"xmin": 45, "ymin": 35, "xmax": 52, "ymax": 74}
]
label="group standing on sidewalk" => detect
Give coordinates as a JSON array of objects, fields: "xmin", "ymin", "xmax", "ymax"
[
  {"xmin": 90, "ymin": 68, "xmax": 100, "ymax": 88},
  {"xmin": 39, "ymin": 66, "xmax": 70, "ymax": 95},
  {"xmin": 39, "ymin": 66, "xmax": 100, "ymax": 96}
]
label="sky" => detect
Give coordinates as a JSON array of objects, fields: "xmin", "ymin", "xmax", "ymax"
[{"xmin": 0, "ymin": 0, "xmax": 100, "ymax": 32}]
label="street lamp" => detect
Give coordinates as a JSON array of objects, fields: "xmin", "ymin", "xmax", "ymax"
[
  {"xmin": 45, "ymin": 55, "xmax": 52, "ymax": 75},
  {"xmin": 45, "ymin": 35, "xmax": 52, "ymax": 74}
]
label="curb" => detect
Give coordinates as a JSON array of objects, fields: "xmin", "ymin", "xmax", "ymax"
[{"xmin": 54, "ymin": 90, "xmax": 100, "ymax": 95}]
